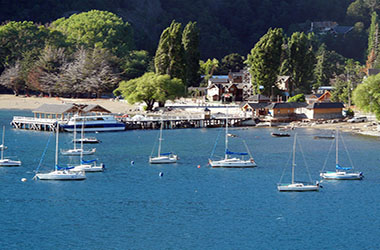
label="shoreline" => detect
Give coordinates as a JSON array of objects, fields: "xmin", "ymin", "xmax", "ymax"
[{"xmin": 3, "ymin": 94, "xmax": 380, "ymax": 137}]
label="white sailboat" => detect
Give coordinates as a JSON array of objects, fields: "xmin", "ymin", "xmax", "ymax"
[
  {"xmin": 320, "ymin": 129, "xmax": 363, "ymax": 180},
  {"xmin": 0, "ymin": 126, "xmax": 21, "ymax": 167},
  {"xmin": 277, "ymin": 134, "xmax": 320, "ymax": 192},
  {"xmin": 61, "ymin": 118, "xmax": 96, "ymax": 156},
  {"xmin": 209, "ymin": 110, "xmax": 256, "ymax": 168},
  {"xmin": 34, "ymin": 125, "xmax": 86, "ymax": 180},
  {"xmin": 71, "ymin": 122, "xmax": 104, "ymax": 172},
  {"xmin": 149, "ymin": 121, "xmax": 178, "ymax": 164}
]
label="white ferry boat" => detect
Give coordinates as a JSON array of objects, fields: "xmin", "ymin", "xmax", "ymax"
[{"xmin": 60, "ymin": 115, "xmax": 125, "ymax": 132}]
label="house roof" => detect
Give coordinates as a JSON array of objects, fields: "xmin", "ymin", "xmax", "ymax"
[
  {"xmin": 243, "ymin": 102, "xmax": 270, "ymax": 109},
  {"xmin": 266, "ymin": 102, "xmax": 308, "ymax": 109},
  {"xmin": 33, "ymin": 104, "xmax": 77, "ymax": 114},
  {"xmin": 333, "ymin": 26, "xmax": 353, "ymax": 34},
  {"xmin": 247, "ymin": 94, "xmax": 270, "ymax": 102},
  {"xmin": 81, "ymin": 104, "xmax": 111, "ymax": 113},
  {"xmin": 307, "ymin": 102, "xmax": 344, "ymax": 109}
]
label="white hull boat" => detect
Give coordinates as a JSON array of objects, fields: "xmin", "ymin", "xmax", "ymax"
[
  {"xmin": 209, "ymin": 158, "xmax": 256, "ymax": 168},
  {"xmin": 209, "ymin": 108, "xmax": 256, "ymax": 168},
  {"xmin": 71, "ymin": 163, "xmax": 104, "ymax": 172},
  {"xmin": 35, "ymin": 170, "xmax": 86, "ymax": 180},
  {"xmin": 34, "ymin": 125, "xmax": 86, "ymax": 181},
  {"xmin": 149, "ymin": 155, "xmax": 178, "ymax": 164},
  {"xmin": 277, "ymin": 182, "xmax": 320, "ymax": 192},
  {"xmin": 73, "ymin": 137, "xmax": 100, "ymax": 144},
  {"xmin": 0, "ymin": 159, "xmax": 21, "ymax": 166},
  {"xmin": 61, "ymin": 148, "xmax": 96, "ymax": 156},
  {"xmin": 320, "ymin": 171, "xmax": 363, "ymax": 180},
  {"xmin": 320, "ymin": 129, "xmax": 363, "ymax": 180},
  {"xmin": 0, "ymin": 126, "xmax": 21, "ymax": 167},
  {"xmin": 149, "ymin": 121, "xmax": 178, "ymax": 164},
  {"xmin": 61, "ymin": 115, "xmax": 125, "ymax": 132},
  {"xmin": 277, "ymin": 134, "xmax": 319, "ymax": 192}
]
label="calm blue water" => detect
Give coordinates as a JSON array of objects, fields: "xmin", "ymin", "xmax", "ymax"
[{"xmin": 1, "ymin": 109, "xmax": 380, "ymax": 250}]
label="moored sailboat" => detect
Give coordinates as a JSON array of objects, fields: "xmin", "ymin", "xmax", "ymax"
[
  {"xmin": 277, "ymin": 133, "xmax": 319, "ymax": 192},
  {"xmin": 34, "ymin": 125, "xmax": 86, "ymax": 180},
  {"xmin": 149, "ymin": 121, "xmax": 178, "ymax": 164},
  {"xmin": 209, "ymin": 109, "xmax": 256, "ymax": 168},
  {"xmin": 0, "ymin": 126, "xmax": 21, "ymax": 167},
  {"xmin": 61, "ymin": 119, "xmax": 96, "ymax": 156},
  {"xmin": 320, "ymin": 129, "xmax": 363, "ymax": 180}
]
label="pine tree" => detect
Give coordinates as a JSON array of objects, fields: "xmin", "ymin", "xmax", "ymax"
[
  {"xmin": 182, "ymin": 21, "xmax": 200, "ymax": 87},
  {"xmin": 154, "ymin": 21, "xmax": 185, "ymax": 82},
  {"xmin": 246, "ymin": 28, "xmax": 284, "ymax": 96}
]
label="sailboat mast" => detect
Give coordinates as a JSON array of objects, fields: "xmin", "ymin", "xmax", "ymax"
[
  {"xmin": 1, "ymin": 126, "xmax": 4, "ymax": 160},
  {"xmin": 225, "ymin": 107, "xmax": 229, "ymax": 160},
  {"xmin": 336, "ymin": 129, "xmax": 339, "ymax": 166},
  {"xmin": 73, "ymin": 117, "xmax": 77, "ymax": 150},
  {"xmin": 158, "ymin": 121, "xmax": 163, "ymax": 157},
  {"xmin": 80, "ymin": 121, "xmax": 84, "ymax": 162},
  {"xmin": 292, "ymin": 133, "xmax": 297, "ymax": 184},
  {"xmin": 55, "ymin": 124, "xmax": 59, "ymax": 168}
]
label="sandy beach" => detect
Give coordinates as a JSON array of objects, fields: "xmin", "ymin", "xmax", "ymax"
[{"xmin": 0, "ymin": 94, "xmax": 136, "ymax": 114}]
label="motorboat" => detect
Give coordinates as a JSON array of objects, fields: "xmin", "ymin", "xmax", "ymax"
[{"xmin": 61, "ymin": 115, "xmax": 125, "ymax": 132}]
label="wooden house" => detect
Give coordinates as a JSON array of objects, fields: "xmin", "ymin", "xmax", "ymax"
[
  {"xmin": 266, "ymin": 102, "xmax": 307, "ymax": 118},
  {"xmin": 241, "ymin": 102, "xmax": 269, "ymax": 117},
  {"xmin": 300, "ymin": 102, "xmax": 344, "ymax": 120},
  {"xmin": 32, "ymin": 103, "xmax": 110, "ymax": 120}
]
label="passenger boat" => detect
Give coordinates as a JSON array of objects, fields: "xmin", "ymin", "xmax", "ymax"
[{"xmin": 60, "ymin": 115, "xmax": 125, "ymax": 132}]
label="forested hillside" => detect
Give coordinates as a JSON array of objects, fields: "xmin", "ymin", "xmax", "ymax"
[{"xmin": 0, "ymin": 0, "xmax": 362, "ymax": 60}]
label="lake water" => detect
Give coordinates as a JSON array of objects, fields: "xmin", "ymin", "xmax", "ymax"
[{"xmin": 1, "ymin": 110, "xmax": 380, "ymax": 249}]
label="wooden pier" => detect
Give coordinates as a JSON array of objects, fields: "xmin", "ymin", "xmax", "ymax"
[{"xmin": 11, "ymin": 115, "xmax": 252, "ymax": 132}]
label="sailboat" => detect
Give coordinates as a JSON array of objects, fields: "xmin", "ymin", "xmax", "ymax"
[
  {"xmin": 208, "ymin": 109, "xmax": 256, "ymax": 168},
  {"xmin": 61, "ymin": 118, "xmax": 96, "ymax": 156},
  {"xmin": 149, "ymin": 120, "xmax": 178, "ymax": 164},
  {"xmin": 277, "ymin": 134, "xmax": 320, "ymax": 191},
  {"xmin": 34, "ymin": 125, "xmax": 86, "ymax": 180},
  {"xmin": 320, "ymin": 129, "xmax": 363, "ymax": 180},
  {"xmin": 0, "ymin": 126, "xmax": 21, "ymax": 166},
  {"xmin": 71, "ymin": 121, "xmax": 104, "ymax": 172}
]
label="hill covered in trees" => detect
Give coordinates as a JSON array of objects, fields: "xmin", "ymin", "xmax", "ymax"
[{"xmin": 0, "ymin": 0, "xmax": 365, "ymax": 60}]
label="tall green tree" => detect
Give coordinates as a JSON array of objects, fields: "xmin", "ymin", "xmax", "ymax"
[
  {"xmin": 121, "ymin": 50, "xmax": 152, "ymax": 80},
  {"xmin": 218, "ymin": 53, "xmax": 245, "ymax": 74},
  {"xmin": 51, "ymin": 10, "xmax": 134, "ymax": 58},
  {"xmin": 199, "ymin": 58, "xmax": 219, "ymax": 85},
  {"xmin": 155, "ymin": 21, "xmax": 185, "ymax": 82},
  {"xmin": 287, "ymin": 32, "xmax": 316, "ymax": 94},
  {"xmin": 114, "ymin": 72, "xmax": 184, "ymax": 111},
  {"xmin": 368, "ymin": 12, "xmax": 379, "ymax": 57},
  {"xmin": 353, "ymin": 74, "xmax": 380, "ymax": 118},
  {"xmin": 314, "ymin": 44, "xmax": 346, "ymax": 89},
  {"xmin": 246, "ymin": 28, "xmax": 284, "ymax": 96},
  {"xmin": 0, "ymin": 21, "xmax": 48, "ymax": 73},
  {"xmin": 182, "ymin": 21, "xmax": 200, "ymax": 87}
]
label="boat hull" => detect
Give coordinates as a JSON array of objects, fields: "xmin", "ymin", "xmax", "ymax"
[
  {"xmin": 71, "ymin": 163, "xmax": 104, "ymax": 172},
  {"xmin": 62, "ymin": 124, "xmax": 125, "ymax": 132},
  {"xmin": 149, "ymin": 156, "xmax": 178, "ymax": 164},
  {"xmin": 320, "ymin": 171, "xmax": 363, "ymax": 180},
  {"xmin": 73, "ymin": 138, "xmax": 100, "ymax": 144},
  {"xmin": 35, "ymin": 170, "xmax": 86, "ymax": 180},
  {"xmin": 277, "ymin": 183, "xmax": 319, "ymax": 192},
  {"xmin": 209, "ymin": 158, "xmax": 256, "ymax": 168},
  {"xmin": 61, "ymin": 148, "xmax": 96, "ymax": 156},
  {"xmin": 0, "ymin": 159, "xmax": 21, "ymax": 166}
]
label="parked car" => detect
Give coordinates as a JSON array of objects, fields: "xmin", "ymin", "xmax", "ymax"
[{"xmin": 347, "ymin": 116, "xmax": 368, "ymax": 123}]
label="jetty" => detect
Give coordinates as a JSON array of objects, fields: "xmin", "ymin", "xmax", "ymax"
[{"xmin": 10, "ymin": 104, "xmax": 252, "ymax": 132}]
